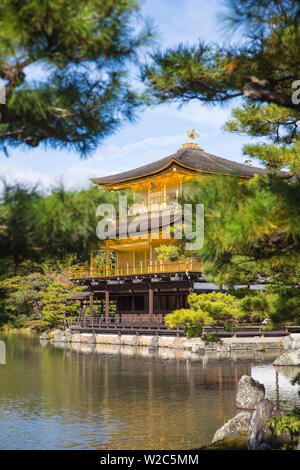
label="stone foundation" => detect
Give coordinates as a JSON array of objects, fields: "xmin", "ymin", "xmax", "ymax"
[{"xmin": 43, "ymin": 330, "xmax": 284, "ymax": 352}]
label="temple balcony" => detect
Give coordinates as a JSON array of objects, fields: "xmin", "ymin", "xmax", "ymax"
[
  {"xmin": 124, "ymin": 197, "xmax": 181, "ymax": 218},
  {"xmin": 68, "ymin": 258, "xmax": 202, "ymax": 280}
]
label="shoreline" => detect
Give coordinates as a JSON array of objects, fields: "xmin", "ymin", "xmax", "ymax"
[{"xmin": 45, "ymin": 330, "xmax": 285, "ymax": 352}]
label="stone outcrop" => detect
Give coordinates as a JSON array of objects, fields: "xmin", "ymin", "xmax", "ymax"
[
  {"xmin": 283, "ymin": 333, "xmax": 300, "ymax": 350},
  {"xmin": 236, "ymin": 375, "xmax": 265, "ymax": 409},
  {"xmin": 39, "ymin": 332, "xmax": 49, "ymax": 340},
  {"xmin": 275, "ymin": 365, "xmax": 300, "ymax": 380},
  {"xmin": 48, "ymin": 329, "xmax": 72, "ymax": 343},
  {"xmin": 273, "ymin": 348, "xmax": 300, "ymax": 366},
  {"xmin": 212, "ymin": 412, "xmax": 251, "ymax": 443},
  {"xmin": 51, "ymin": 330, "xmax": 66, "ymax": 343},
  {"xmin": 248, "ymin": 399, "xmax": 291, "ymax": 450},
  {"xmin": 191, "ymin": 344, "xmax": 205, "ymax": 354},
  {"xmin": 148, "ymin": 336, "xmax": 159, "ymax": 352},
  {"xmin": 44, "ymin": 330, "xmax": 284, "ymax": 352}
]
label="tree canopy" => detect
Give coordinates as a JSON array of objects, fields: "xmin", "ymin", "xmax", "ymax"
[
  {"xmin": 0, "ymin": 181, "xmax": 122, "ymax": 271},
  {"xmin": 143, "ymin": 0, "xmax": 300, "ymax": 287},
  {"xmin": 0, "ymin": 0, "xmax": 152, "ymax": 156},
  {"xmin": 143, "ymin": 0, "xmax": 300, "ymax": 113}
]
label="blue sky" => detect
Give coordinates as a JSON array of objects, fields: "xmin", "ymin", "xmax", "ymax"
[{"xmin": 0, "ymin": 0, "xmax": 258, "ymax": 192}]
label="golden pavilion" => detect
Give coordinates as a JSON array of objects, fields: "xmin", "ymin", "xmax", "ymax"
[{"xmin": 68, "ymin": 131, "xmax": 270, "ymax": 327}]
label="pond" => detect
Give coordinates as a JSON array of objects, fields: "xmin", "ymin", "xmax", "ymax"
[{"xmin": 0, "ymin": 332, "xmax": 299, "ymax": 450}]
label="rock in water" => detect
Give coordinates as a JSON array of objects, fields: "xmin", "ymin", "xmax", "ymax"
[
  {"xmin": 283, "ymin": 333, "xmax": 300, "ymax": 350},
  {"xmin": 39, "ymin": 332, "xmax": 49, "ymax": 340},
  {"xmin": 191, "ymin": 344, "xmax": 205, "ymax": 354},
  {"xmin": 52, "ymin": 330, "xmax": 66, "ymax": 343},
  {"xmin": 148, "ymin": 336, "xmax": 159, "ymax": 352},
  {"xmin": 273, "ymin": 348, "xmax": 300, "ymax": 366},
  {"xmin": 236, "ymin": 375, "xmax": 265, "ymax": 409},
  {"xmin": 248, "ymin": 399, "xmax": 291, "ymax": 450},
  {"xmin": 212, "ymin": 412, "xmax": 251, "ymax": 443}
]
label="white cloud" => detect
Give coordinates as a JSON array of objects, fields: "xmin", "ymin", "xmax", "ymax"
[
  {"xmin": 0, "ymin": 0, "xmax": 255, "ymax": 193},
  {"xmin": 0, "ymin": 123, "xmax": 262, "ymax": 193},
  {"xmin": 0, "ymin": 134, "xmax": 186, "ymax": 192}
]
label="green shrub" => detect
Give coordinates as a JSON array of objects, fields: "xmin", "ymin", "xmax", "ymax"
[
  {"xmin": 202, "ymin": 333, "xmax": 222, "ymax": 344},
  {"xmin": 165, "ymin": 308, "xmax": 212, "ymax": 337},
  {"xmin": 41, "ymin": 283, "xmax": 84, "ymax": 330},
  {"xmin": 266, "ymin": 411, "xmax": 300, "ymax": 449},
  {"xmin": 165, "ymin": 292, "xmax": 242, "ymax": 337}
]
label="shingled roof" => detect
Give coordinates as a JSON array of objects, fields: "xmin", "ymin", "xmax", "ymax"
[{"xmin": 91, "ymin": 145, "xmax": 280, "ymax": 186}]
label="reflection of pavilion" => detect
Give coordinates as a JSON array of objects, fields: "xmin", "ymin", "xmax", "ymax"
[{"xmin": 55, "ymin": 343, "xmax": 254, "ymax": 448}]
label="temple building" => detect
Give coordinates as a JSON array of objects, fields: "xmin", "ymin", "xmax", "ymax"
[{"xmin": 68, "ymin": 131, "xmax": 270, "ymax": 324}]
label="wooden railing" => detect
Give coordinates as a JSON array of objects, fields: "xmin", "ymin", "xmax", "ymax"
[
  {"xmin": 68, "ymin": 317, "xmax": 300, "ymax": 337},
  {"xmin": 68, "ymin": 316, "xmax": 184, "ymax": 335},
  {"xmin": 68, "ymin": 258, "xmax": 202, "ymax": 280}
]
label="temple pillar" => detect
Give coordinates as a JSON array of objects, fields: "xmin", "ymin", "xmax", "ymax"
[
  {"xmin": 105, "ymin": 289, "xmax": 109, "ymax": 320},
  {"xmin": 106, "ymin": 242, "xmax": 109, "ymax": 276},
  {"xmin": 176, "ymin": 288, "xmax": 179, "ymax": 309},
  {"xmin": 158, "ymin": 288, "xmax": 161, "ymax": 313},
  {"xmin": 90, "ymin": 244, "xmax": 94, "ymax": 276},
  {"xmin": 149, "ymin": 285, "xmax": 153, "ymax": 316},
  {"xmin": 89, "ymin": 291, "xmax": 94, "ymax": 317}
]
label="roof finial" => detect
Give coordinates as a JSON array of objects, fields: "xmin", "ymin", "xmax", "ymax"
[
  {"xmin": 187, "ymin": 128, "xmax": 199, "ymax": 142},
  {"xmin": 180, "ymin": 128, "xmax": 201, "ymax": 150}
]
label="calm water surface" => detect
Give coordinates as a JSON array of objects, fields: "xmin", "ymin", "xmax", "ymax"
[{"xmin": 0, "ymin": 333, "xmax": 299, "ymax": 450}]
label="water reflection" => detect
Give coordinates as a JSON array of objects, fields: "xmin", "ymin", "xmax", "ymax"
[{"xmin": 0, "ymin": 333, "xmax": 298, "ymax": 450}]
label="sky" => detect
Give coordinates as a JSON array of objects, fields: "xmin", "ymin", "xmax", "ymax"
[{"xmin": 0, "ymin": 0, "xmax": 258, "ymax": 192}]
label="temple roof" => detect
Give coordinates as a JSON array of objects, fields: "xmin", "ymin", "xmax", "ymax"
[
  {"xmin": 65, "ymin": 289, "xmax": 90, "ymax": 301},
  {"xmin": 91, "ymin": 145, "xmax": 284, "ymax": 186}
]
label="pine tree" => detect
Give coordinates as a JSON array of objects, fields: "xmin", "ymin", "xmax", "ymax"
[
  {"xmin": 0, "ymin": 0, "xmax": 152, "ymax": 156},
  {"xmin": 41, "ymin": 282, "xmax": 83, "ymax": 329},
  {"xmin": 143, "ymin": 0, "xmax": 300, "ymax": 288},
  {"xmin": 143, "ymin": 0, "xmax": 300, "ymax": 113},
  {"xmin": 0, "ymin": 182, "xmax": 124, "ymax": 266}
]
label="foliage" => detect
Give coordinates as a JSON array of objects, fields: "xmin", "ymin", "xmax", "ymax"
[
  {"xmin": 225, "ymin": 103, "xmax": 300, "ymax": 172},
  {"xmin": 143, "ymin": 0, "xmax": 300, "ymax": 296},
  {"xmin": 0, "ymin": 182, "xmax": 132, "ymax": 325},
  {"xmin": 0, "ymin": 273, "xmax": 51, "ymax": 325},
  {"xmin": 93, "ymin": 251, "xmax": 106, "ymax": 267},
  {"xmin": 165, "ymin": 286, "xmax": 300, "ymax": 334},
  {"xmin": 164, "ymin": 307, "xmax": 212, "ymax": 338},
  {"xmin": 202, "ymin": 333, "xmax": 222, "ymax": 344},
  {"xmin": 291, "ymin": 373, "xmax": 300, "ymax": 391},
  {"xmin": 267, "ymin": 286, "xmax": 300, "ymax": 326},
  {"xmin": 199, "ymin": 433, "xmax": 248, "ymax": 450},
  {"xmin": 0, "ymin": 182, "xmax": 122, "ymax": 267},
  {"xmin": 0, "ymin": 0, "xmax": 152, "ymax": 156},
  {"xmin": 165, "ymin": 292, "xmax": 242, "ymax": 337},
  {"xmin": 0, "ymin": 267, "xmax": 86, "ymax": 328},
  {"xmin": 41, "ymin": 282, "xmax": 83, "ymax": 329},
  {"xmin": 155, "ymin": 245, "xmax": 187, "ymax": 262},
  {"xmin": 9, "ymin": 273, "xmax": 50, "ymax": 318},
  {"xmin": 185, "ymin": 175, "xmax": 300, "ymax": 279},
  {"xmin": 266, "ymin": 410, "xmax": 300, "ymax": 449},
  {"xmin": 229, "ymin": 287, "xmax": 272, "ymax": 323},
  {"xmin": 267, "ymin": 374, "xmax": 300, "ymax": 449},
  {"xmin": 143, "ymin": 0, "xmax": 300, "ymax": 113},
  {"xmin": 0, "ymin": 182, "xmax": 40, "ymax": 265}
]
